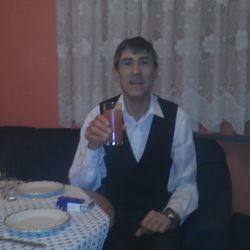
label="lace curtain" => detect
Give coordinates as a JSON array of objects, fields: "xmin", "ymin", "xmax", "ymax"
[{"xmin": 56, "ymin": 0, "xmax": 250, "ymax": 135}]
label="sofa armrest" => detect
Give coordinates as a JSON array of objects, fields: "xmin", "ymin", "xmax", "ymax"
[
  {"xmin": 230, "ymin": 213, "xmax": 250, "ymax": 250},
  {"xmin": 180, "ymin": 136, "xmax": 232, "ymax": 250}
]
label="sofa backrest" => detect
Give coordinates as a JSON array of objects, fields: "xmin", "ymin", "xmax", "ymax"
[{"xmin": 0, "ymin": 127, "xmax": 79, "ymax": 183}]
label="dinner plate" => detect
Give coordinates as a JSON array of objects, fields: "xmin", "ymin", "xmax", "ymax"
[
  {"xmin": 16, "ymin": 181, "xmax": 64, "ymax": 198},
  {"xmin": 4, "ymin": 208, "xmax": 70, "ymax": 233}
]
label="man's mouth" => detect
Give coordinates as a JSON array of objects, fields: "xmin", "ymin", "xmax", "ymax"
[{"xmin": 129, "ymin": 77, "xmax": 144, "ymax": 85}]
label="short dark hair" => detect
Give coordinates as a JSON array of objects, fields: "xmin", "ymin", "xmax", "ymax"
[{"xmin": 113, "ymin": 36, "xmax": 158, "ymax": 69}]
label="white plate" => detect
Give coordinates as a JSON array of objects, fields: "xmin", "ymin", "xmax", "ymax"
[
  {"xmin": 16, "ymin": 181, "xmax": 64, "ymax": 198},
  {"xmin": 4, "ymin": 208, "xmax": 70, "ymax": 233}
]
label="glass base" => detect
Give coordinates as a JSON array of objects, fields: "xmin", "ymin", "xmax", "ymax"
[{"xmin": 105, "ymin": 141, "xmax": 123, "ymax": 146}]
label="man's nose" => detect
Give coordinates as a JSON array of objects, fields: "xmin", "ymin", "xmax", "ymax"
[{"xmin": 131, "ymin": 63, "xmax": 141, "ymax": 74}]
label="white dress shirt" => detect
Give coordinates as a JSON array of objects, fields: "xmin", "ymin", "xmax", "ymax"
[{"xmin": 69, "ymin": 94, "xmax": 198, "ymax": 223}]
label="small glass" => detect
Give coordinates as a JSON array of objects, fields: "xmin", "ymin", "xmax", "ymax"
[
  {"xmin": 0, "ymin": 166, "xmax": 6, "ymax": 180},
  {"xmin": 0, "ymin": 166, "xmax": 7, "ymax": 198},
  {"xmin": 3, "ymin": 177, "xmax": 19, "ymax": 200},
  {"xmin": 102, "ymin": 101, "xmax": 123, "ymax": 146}
]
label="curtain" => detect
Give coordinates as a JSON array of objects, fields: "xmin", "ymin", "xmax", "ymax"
[{"xmin": 56, "ymin": 0, "xmax": 250, "ymax": 135}]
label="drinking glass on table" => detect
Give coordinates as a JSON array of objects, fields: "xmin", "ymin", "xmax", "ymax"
[
  {"xmin": 4, "ymin": 177, "xmax": 19, "ymax": 200},
  {"xmin": 0, "ymin": 166, "xmax": 7, "ymax": 198},
  {"xmin": 102, "ymin": 101, "xmax": 123, "ymax": 146},
  {"xmin": 0, "ymin": 166, "xmax": 19, "ymax": 200}
]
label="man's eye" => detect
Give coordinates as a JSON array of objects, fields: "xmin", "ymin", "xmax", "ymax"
[
  {"xmin": 121, "ymin": 60, "xmax": 132, "ymax": 66},
  {"xmin": 139, "ymin": 60, "xmax": 150, "ymax": 65}
]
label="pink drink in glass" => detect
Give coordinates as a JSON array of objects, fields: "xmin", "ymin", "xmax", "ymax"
[{"xmin": 103, "ymin": 102, "xmax": 123, "ymax": 146}]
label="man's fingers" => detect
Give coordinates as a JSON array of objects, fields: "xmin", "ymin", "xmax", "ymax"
[
  {"xmin": 136, "ymin": 210, "xmax": 173, "ymax": 235},
  {"xmin": 135, "ymin": 227, "xmax": 153, "ymax": 237},
  {"xmin": 135, "ymin": 227, "xmax": 144, "ymax": 237},
  {"xmin": 85, "ymin": 115, "xmax": 112, "ymax": 142}
]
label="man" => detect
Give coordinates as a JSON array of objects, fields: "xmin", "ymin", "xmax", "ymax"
[{"xmin": 69, "ymin": 36, "xmax": 198, "ymax": 250}]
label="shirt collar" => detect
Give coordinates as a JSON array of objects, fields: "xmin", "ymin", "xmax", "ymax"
[{"xmin": 118, "ymin": 94, "xmax": 164, "ymax": 120}]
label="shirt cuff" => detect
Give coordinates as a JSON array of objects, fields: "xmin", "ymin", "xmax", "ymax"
[{"xmin": 84, "ymin": 147, "xmax": 104, "ymax": 166}]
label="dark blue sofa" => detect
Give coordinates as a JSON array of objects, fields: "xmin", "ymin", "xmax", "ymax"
[{"xmin": 0, "ymin": 127, "xmax": 232, "ymax": 250}]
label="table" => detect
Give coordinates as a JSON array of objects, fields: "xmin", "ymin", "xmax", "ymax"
[{"xmin": 0, "ymin": 184, "xmax": 112, "ymax": 250}]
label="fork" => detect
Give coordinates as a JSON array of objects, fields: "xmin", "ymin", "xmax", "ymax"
[{"xmin": 0, "ymin": 236, "xmax": 46, "ymax": 248}]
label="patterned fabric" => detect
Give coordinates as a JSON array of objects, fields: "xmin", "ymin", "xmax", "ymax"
[{"xmin": 0, "ymin": 185, "xmax": 110, "ymax": 250}]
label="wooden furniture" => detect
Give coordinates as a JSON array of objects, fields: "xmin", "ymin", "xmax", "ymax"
[{"xmin": 86, "ymin": 190, "xmax": 115, "ymax": 226}]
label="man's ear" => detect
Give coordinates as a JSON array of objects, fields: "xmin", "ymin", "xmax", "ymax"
[{"xmin": 153, "ymin": 67, "xmax": 159, "ymax": 81}]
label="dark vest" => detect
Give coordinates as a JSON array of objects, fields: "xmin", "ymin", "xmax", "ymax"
[{"xmin": 100, "ymin": 95, "xmax": 177, "ymax": 217}]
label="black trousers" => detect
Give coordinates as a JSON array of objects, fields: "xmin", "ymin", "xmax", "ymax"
[{"xmin": 103, "ymin": 218, "xmax": 179, "ymax": 250}]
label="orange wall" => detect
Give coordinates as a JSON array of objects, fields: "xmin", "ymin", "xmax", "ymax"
[{"xmin": 0, "ymin": 0, "xmax": 59, "ymax": 128}]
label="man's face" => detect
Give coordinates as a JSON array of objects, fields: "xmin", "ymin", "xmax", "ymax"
[{"xmin": 114, "ymin": 49, "xmax": 157, "ymax": 99}]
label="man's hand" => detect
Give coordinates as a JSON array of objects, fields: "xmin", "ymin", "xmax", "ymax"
[
  {"xmin": 135, "ymin": 210, "xmax": 176, "ymax": 237},
  {"xmin": 85, "ymin": 114, "xmax": 111, "ymax": 149}
]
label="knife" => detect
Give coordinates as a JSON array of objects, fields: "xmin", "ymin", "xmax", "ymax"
[{"xmin": 0, "ymin": 236, "xmax": 46, "ymax": 248}]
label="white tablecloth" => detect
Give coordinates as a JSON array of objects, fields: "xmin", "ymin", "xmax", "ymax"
[{"xmin": 0, "ymin": 184, "xmax": 110, "ymax": 250}]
